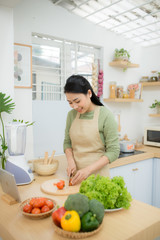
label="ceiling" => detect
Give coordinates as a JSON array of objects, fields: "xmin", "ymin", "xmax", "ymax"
[{"xmin": 50, "ymin": 0, "xmax": 160, "ymax": 47}]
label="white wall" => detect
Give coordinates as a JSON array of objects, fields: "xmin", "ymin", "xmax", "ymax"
[
  {"xmin": 3, "ymin": 0, "xmax": 158, "ymax": 158},
  {"xmin": 0, "ymin": 6, "xmax": 14, "ymax": 140}
]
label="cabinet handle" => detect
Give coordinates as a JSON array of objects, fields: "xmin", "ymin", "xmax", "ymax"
[{"xmin": 132, "ymin": 168, "xmax": 138, "ymax": 171}]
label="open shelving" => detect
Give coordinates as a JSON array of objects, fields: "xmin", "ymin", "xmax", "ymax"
[
  {"xmin": 141, "ymin": 82, "xmax": 160, "ymax": 87},
  {"xmin": 103, "ymin": 98, "xmax": 143, "ymax": 103},
  {"xmin": 149, "ymin": 114, "xmax": 160, "ymax": 117},
  {"xmin": 109, "ymin": 60, "xmax": 139, "ymax": 68}
]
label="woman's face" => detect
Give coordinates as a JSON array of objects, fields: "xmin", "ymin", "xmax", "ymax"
[{"xmin": 66, "ymin": 90, "xmax": 93, "ymax": 114}]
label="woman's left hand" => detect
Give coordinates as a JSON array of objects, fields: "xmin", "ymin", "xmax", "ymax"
[{"xmin": 71, "ymin": 168, "xmax": 90, "ymax": 185}]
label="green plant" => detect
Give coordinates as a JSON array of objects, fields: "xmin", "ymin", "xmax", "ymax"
[
  {"xmin": 114, "ymin": 48, "xmax": 130, "ymax": 60},
  {"xmin": 149, "ymin": 100, "xmax": 160, "ymax": 109},
  {"xmin": 0, "ymin": 92, "xmax": 15, "ymax": 169},
  {"xmin": 12, "ymin": 119, "xmax": 35, "ymax": 127}
]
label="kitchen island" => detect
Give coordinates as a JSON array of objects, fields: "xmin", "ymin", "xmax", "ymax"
[{"xmin": 0, "ymin": 145, "xmax": 160, "ymax": 240}]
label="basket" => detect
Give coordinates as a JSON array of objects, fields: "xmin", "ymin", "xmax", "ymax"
[
  {"xmin": 33, "ymin": 159, "xmax": 59, "ymax": 176},
  {"xmin": 52, "ymin": 221, "xmax": 103, "ymax": 239},
  {"xmin": 20, "ymin": 197, "xmax": 57, "ymax": 219}
]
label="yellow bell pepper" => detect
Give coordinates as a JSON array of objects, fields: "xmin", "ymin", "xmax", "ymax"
[{"xmin": 61, "ymin": 210, "xmax": 81, "ymax": 232}]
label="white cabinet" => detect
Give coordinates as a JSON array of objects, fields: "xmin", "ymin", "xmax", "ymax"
[
  {"xmin": 110, "ymin": 159, "xmax": 153, "ymax": 205},
  {"xmin": 152, "ymin": 158, "xmax": 160, "ymax": 208}
]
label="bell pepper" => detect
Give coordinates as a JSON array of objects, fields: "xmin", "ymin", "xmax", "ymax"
[
  {"xmin": 61, "ymin": 210, "xmax": 81, "ymax": 232},
  {"xmin": 81, "ymin": 212, "xmax": 99, "ymax": 232},
  {"xmin": 52, "ymin": 207, "xmax": 66, "ymax": 227}
]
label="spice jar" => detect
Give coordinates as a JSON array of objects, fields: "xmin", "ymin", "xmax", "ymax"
[
  {"xmin": 109, "ymin": 81, "xmax": 116, "ymax": 99},
  {"xmin": 150, "ymin": 71, "xmax": 158, "ymax": 82},
  {"xmin": 116, "ymin": 85, "xmax": 123, "ymax": 98},
  {"xmin": 123, "ymin": 91, "xmax": 129, "ymax": 98}
]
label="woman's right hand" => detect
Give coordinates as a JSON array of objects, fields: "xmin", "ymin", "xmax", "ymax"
[{"xmin": 67, "ymin": 159, "xmax": 77, "ymax": 177}]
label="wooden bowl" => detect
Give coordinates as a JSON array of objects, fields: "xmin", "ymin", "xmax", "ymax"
[
  {"xmin": 20, "ymin": 197, "xmax": 57, "ymax": 219},
  {"xmin": 52, "ymin": 221, "xmax": 103, "ymax": 238},
  {"xmin": 33, "ymin": 159, "xmax": 59, "ymax": 176}
]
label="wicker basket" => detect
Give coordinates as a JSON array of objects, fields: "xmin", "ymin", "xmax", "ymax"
[
  {"xmin": 52, "ymin": 221, "xmax": 103, "ymax": 239},
  {"xmin": 20, "ymin": 197, "xmax": 57, "ymax": 219}
]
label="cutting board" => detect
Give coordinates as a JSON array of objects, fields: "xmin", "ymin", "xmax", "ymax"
[{"xmin": 41, "ymin": 178, "xmax": 80, "ymax": 196}]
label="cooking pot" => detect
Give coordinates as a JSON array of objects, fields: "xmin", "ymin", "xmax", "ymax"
[{"xmin": 119, "ymin": 140, "xmax": 135, "ymax": 153}]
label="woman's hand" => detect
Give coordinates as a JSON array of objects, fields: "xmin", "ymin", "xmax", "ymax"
[
  {"xmin": 67, "ymin": 159, "xmax": 77, "ymax": 177},
  {"xmin": 71, "ymin": 167, "xmax": 90, "ymax": 185}
]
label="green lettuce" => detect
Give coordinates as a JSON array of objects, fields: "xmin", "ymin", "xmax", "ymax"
[{"xmin": 79, "ymin": 175, "xmax": 132, "ymax": 209}]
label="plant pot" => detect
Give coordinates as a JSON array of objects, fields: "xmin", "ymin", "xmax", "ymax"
[{"xmin": 129, "ymin": 89, "xmax": 135, "ymax": 99}]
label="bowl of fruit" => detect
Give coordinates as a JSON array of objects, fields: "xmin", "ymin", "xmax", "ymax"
[
  {"xmin": 51, "ymin": 193, "xmax": 104, "ymax": 238},
  {"xmin": 20, "ymin": 197, "xmax": 57, "ymax": 219}
]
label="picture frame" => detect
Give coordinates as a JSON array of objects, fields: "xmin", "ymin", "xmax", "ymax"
[{"xmin": 14, "ymin": 43, "xmax": 32, "ymax": 88}]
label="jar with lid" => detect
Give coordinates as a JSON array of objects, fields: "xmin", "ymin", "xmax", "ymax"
[
  {"xmin": 140, "ymin": 76, "xmax": 149, "ymax": 82},
  {"xmin": 109, "ymin": 81, "xmax": 116, "ymax": 99},
  {"xmin": 150, "ymin": 71, "xmax": 158, "ymax": 82},
  {"xmin": 116, "ymin": 85, "xmax": 123, "ymax": 98}
]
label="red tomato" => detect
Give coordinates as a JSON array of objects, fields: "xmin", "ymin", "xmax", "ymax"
[
  {"xmin": 33, "ymin": 198, "xmax": 46, "ymax": 208},
  {"xmin": 56, "ymin": 181, "xmax": 64, "ymax": 190},
  {"xmin": 41, "ymin": 205, "xmax": 50, "ymax": 213},
  {"xmin": 29, "ymin": 198, "xmax": 36, "ymax": 206},
  {"xmin": 45, "ymin": 200, "xmax": 54, "ymax": 209},
  {"xmin": 31, "ymin": 208, "xmax": 41, "ymax": 214},
  {"xmin": 52, "ymin": 207, "xmax": 66, "ymax": 227},
  {"xmin": 60, "ymin": 180, "xmax": 65, "ymax": 186},
  {"xmin": 23, "ymin": 204, "xmax": 32, "ymax": 213}
]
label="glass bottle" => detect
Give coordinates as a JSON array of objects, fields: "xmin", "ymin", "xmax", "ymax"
[
  {"xmin": 150, "ymin": 71, "xmax": 158, "ymax": 82},
  {"xmin": 116, "ymin": 85, "xmax": 123, "ymax": 98},
  {"xmin": 109, "ymin": 81, "xmax": 116, "ymax": 99}
]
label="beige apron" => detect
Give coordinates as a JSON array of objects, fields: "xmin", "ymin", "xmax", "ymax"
[{"xmin": 69, "ymin": 106, "xmax": 110, "ymax": 177}]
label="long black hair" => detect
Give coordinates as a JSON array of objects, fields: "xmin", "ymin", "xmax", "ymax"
[{"xmin": 64, "ymin": 75, "xmax": 103, "ymax": 106}]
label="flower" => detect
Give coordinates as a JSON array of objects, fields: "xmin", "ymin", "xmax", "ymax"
[{"xmin": 127, "ymin": 84, "xmax": 139, "ymax": 92}]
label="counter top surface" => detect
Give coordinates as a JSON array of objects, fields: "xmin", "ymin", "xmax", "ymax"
[{"xmin": 0, "ymin": 145, "xmax": 160, "ymax": 240}]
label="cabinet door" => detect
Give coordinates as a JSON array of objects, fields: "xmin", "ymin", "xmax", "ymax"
[
  {"xmin": 152, "ymin": 158, "xmax": 160, "ymax": 208},
  {"xmin": 110, "ymin": 158, "xmax": 153, "ymax": 205}
]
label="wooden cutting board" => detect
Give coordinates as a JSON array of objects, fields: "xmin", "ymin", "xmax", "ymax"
[{"xmin": 41, "ymin": 178, "xmax": 80, "ymax": 196}]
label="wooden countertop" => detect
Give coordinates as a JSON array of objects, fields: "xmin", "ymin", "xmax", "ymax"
[{"xmin": 0, "ymin": 145, "xmax": 160, "ymax": 240}]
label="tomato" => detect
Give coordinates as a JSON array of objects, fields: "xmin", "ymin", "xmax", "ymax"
[
  {"xmin": 56, "ymin": 181, "xmax": 65, "ymax": 189},
  {"xmin": 45, "ymin": 200, "xmax": 54, "ymax": 209},
  {"xmin": 33, "ymin": 198, "xmax": 46, "ymax": 208},
  {"xmin": 29, "ymin": 198, "xmax": 36, "ymax": 206},
  {"xmin": 60, "ymin": 180, "xmax": 65, "ymax": 186},
  {"xmin": 41, "ymin": 205, "xmax": 50, "ymax": 213},
  {"xmin": 23, "ymin": 204, "xmax": 32, "ymax": 213},
  {"xmin": 31, "ymin": 207, "xmax": 41, "ymax": 214},
  {"xmin": 52, "ymin": 207, "xmax": 66, "ymax": 227}
]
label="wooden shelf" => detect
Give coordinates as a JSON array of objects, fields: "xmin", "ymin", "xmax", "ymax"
[
  {"xmin": 141, "ymin": 82, "xmax": 160, "ymax": 87},
  {"xmin": 149, "ymin": 114, "xmax": 160, "ymax": 117},
  {"xmin": 103, "ymin": 98, "xmax": 143, "ymax": 103},
  {"xmin": 109, "ymin": 60, "xmax": 139, "ymax": 68}
]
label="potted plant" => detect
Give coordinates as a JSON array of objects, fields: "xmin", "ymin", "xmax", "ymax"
[
  {"xmin": 114, "ymin": 48, "xmax": 130, "ymax": 62},
  {"xmin": 149, "ymin": 100, "xmax": 160, "ymax": 114},
  {"xmin": 0, "ymin": 92, "xmax": 15, "ymax": 169}
]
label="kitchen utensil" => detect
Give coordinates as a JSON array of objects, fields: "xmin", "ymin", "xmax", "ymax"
[
  {"xmin": 120, "ymin": 140, "xmax": 135, "ymax": 153},
  {"xmin": 20, "ymin": 197, "xmax": 57, "ymax": 219},
  {"xmin": 52, "ymin": 220, "xmax": 103, "ymax": 238},
  {"xmin": 44, "ymin": 152, "xmax": 48, "ymax": 164},
  {"xmin": 5, "ymin": 122, "xmax": 34, "ymax": 185},
  {"xmin": 41, "ymin": 178, "xmax": 80, "ymax": 196},
  {"xmin": 48, "ymin": 150, "xmax": 56, "ymax": 164}
]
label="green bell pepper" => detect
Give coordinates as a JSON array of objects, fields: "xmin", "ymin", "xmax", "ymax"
[{"xmin": 81, "ymin": 211, "xmax": 99, "ymax": 232}]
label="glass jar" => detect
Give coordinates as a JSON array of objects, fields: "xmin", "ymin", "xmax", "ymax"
[
  {"xmin": 109, "ymin": 81, "xmax": 116, "ymax": 99},
  {"xmin": 140, "ymin": 76, "xmax": 149, "ymax": 82},
  {"xmin": 150, "ymin": 71, "xmax": 158, "ymax": 82},
  {"xmin": 123, "ymin": 91, "xmax": 129, "ymax": 98},
  {"xmin": 116, "ymin": 86, "xmax": 123, "ymax": 98}
]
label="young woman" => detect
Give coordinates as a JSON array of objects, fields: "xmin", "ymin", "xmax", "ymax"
[{"xmin": 63, "ymin": 75, "xmax": 120, "ymax": 185}]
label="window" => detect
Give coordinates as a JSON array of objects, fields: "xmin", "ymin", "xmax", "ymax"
[{"xmin": 32, "ymin": 33, "xmax": 103, "ymax": 101}]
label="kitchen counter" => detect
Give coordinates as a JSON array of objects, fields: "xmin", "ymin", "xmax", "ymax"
[{"xmin": 0, "ymin": 146, "xmax": 160, "ymax": 240}]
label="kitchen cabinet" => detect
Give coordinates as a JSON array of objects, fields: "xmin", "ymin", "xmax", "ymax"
[
  {"xmin": 110, "ymin": 158, "xmax": 153, "ymax": 205},
  {"xmin": 152, "ymin": 158, "xmax": 160, "ymax": 208},
  {"xmin": 149, "ymin": 114, "xmax": 160, "ymax": 117}
]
